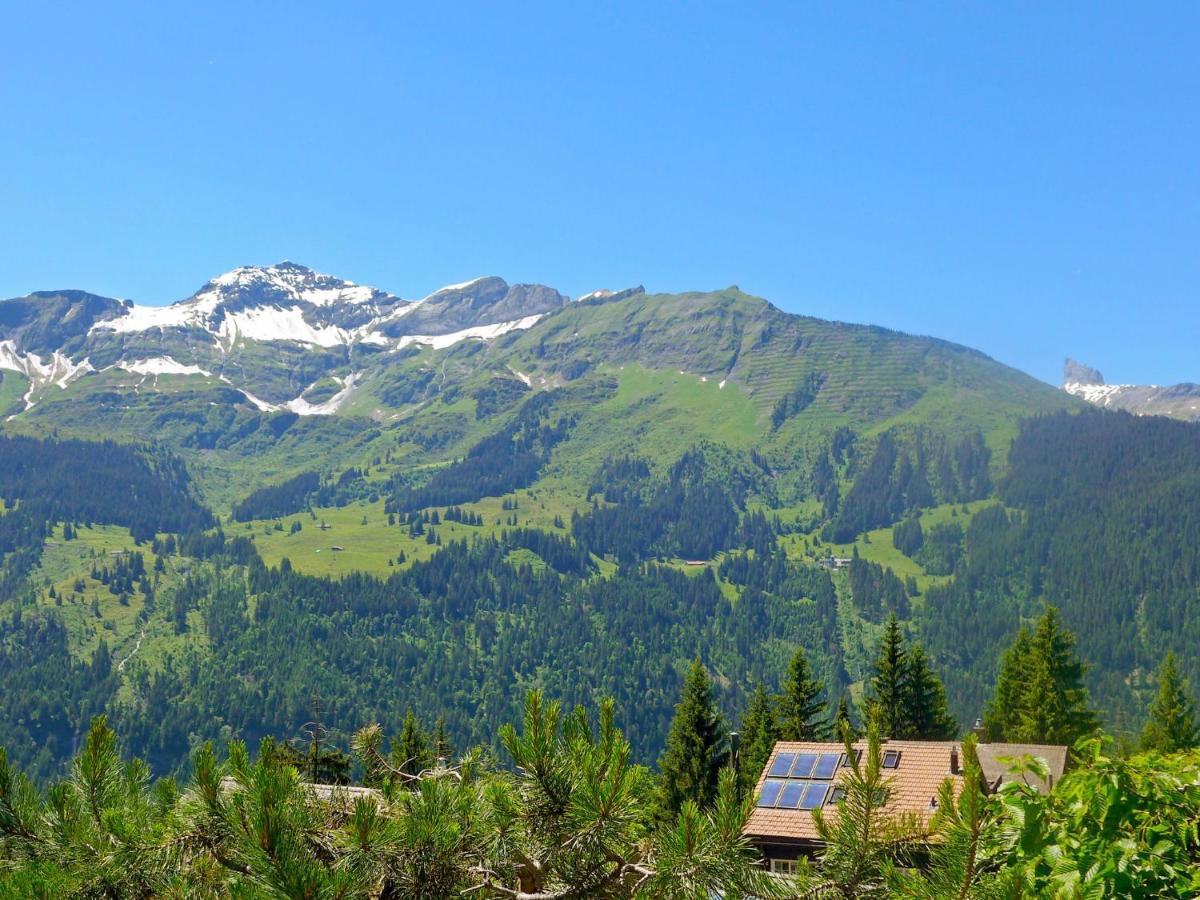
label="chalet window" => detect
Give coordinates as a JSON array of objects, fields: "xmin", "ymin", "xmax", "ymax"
[{"xmin": 770, "ymin": 858, "xmax": 799, "ymax": 876}]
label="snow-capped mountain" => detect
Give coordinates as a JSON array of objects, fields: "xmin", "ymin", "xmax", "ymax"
[
  {"xmin": 1062, "ymin": 358, "xmax": 1200, "ymax": 421},
  {"xmin": 0, "ymin": 263, "xmax": 568, "ymax": 415}
]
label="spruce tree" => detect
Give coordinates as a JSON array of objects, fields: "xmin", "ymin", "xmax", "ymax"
[
  {"xmin": 778, "ymin": 646, "xmax": 828, "ymax": 740},
  {"xmin": 982, "ymin": 626, "xmax": 1032, "ymax": 740},
  {"xmin": 736, "ymin": 682, "xmax": 779, "ymax": 798},
  {"xmin": 870, "ymin": 613, "xmax": 907, "ymax": 738},
  {"xmin": 902, "ymin": 644, "xmax": 958, "ymax": 739},
  {"xmin": 1141, "ymin": 651, "xmax": 1199, "ymax": 753},
  {"xmin": 1030, "ymin": 606, "xmax": 1098, "ymax": 743},
  {"xmin": 983, "ymin": 607, "xmax": 1098, "ymax": 745},
  {"xmin": 658, "ymin": 658, "xmax": 726, "ymax": 814},
  {"xmin": 394, "ymin": 709, "xmax": 431, "ymax": 777},
  {"xmin": 834, "ymin": 693, "xmax": 858, "ymax": 739},
  {"xmin": 433, "ymin": 715, "xmax": 454, "ymax": 763}
]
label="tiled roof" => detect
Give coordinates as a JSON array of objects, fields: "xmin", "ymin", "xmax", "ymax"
[
  {"xmin": 744, "ymin": 740, "xmax": 963, "ymax": 843},
  {"xmin": 744, "ymin": 739, "xmax": 1069, "ymax": 844}
]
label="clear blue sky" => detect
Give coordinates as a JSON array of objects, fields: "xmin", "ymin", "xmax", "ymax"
[{"xmin": 1, "ymin": 2, "xmax": 1196, "ymax": 386}]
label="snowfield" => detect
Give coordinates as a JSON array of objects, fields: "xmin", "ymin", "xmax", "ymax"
[
  {"xmin": 395, "ymin": 314, "xmax": 544, "ymax": 350},
  {"xmin": 1063, "ymin": 382, "xmax": 1135, "ymax": 406},
  {"xmin": 118, "ymin": 358, "xmax": 214, "ymax": 377}
]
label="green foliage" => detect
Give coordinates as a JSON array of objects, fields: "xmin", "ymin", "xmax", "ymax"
[
  {"xmin": 1141, "ymin": 651, "xmax": 1199, "ymax": 753},
  {"xmin": 994, "ymin": 741, "xmax": 1200, "ymax": 898},
  {"xmin": 0, "ymin": 694, "xmax": 782, "ymax": 898},
  {"xmin": 657, "ymin": 659, "xmax": 726, "ymax": 816},
  {"xmin": 904, "ymin": 645, "xmax": 958, "ymax": 741},
  {"xmin": 869, "ymin": 614, "xmax": 957, "ymax": 740},
  {"xmin": 871, "ymin": 614, "xmax": 908, "ymax": 739},
  {"xmin": 984, "ymin": 606, "xmax": 1098, "ymax": 746},
  {"xmin": 735, "ymin": 683, "xmax": 780, "ymax": 798},
  {"xmin": 778, "ymin": 645, "xmax": 830, "ymax": 741}
]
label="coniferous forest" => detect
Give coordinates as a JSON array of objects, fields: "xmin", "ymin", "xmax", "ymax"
[{"xmin": 1, "ymin": 405, "xmax": 1200, "ymax": 894}]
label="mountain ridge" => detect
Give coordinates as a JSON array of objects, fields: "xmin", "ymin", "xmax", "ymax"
[{"xmin": 1062, "ymin": 357, "xmax": 1200, "ymax": 421}]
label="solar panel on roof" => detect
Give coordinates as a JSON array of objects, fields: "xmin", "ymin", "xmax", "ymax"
[
  {"xmin": 757, "ymin": 779, "xmax": 786, "ymax": 807},
  {"xmin": 769, "ymin": 753, "xmax": 796, "ymax": 777},
  {"xmin": 790, "ymin": 752, "xmax": 818, "ymax": 778},
  {"xmin": 812, "ymin": 752, "xmax": 839, "ymax": 779},
  {"xmin": 777, "ymin": 781, "xmax": 806, "ymax": 808},
  {"xmin": 799, "ymin": 782, "xmax": 829, "ymax": 810}
]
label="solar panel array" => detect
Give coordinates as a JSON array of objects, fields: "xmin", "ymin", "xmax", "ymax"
[{"xmin": 756, "ymin": 751, "xmax": 843, "ymax": 811}]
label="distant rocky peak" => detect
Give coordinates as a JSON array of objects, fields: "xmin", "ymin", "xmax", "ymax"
[
  {"xmin": 189, "ymin": 262, "xmax": 395, "ymax": 312},
  {"xmin": 1064, "ymin": 358, "xmax": 1105, "ymax": 386}
]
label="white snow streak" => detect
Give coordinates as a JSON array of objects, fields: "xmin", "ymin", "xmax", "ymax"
[
  {"xmin": 118, "ymin": 357, "xmax": 213, "ymax": 377},
  {"xmin": 0, "ymin": 341, "xmax": 94, "ymax": 410},
  {"xmin": 395, "ymin": 314, "xmax": 544, "ymax": 350},
  {"xmin": 423, "ymin": 277, "xmax": 487, "ymax": 299},
  {"xmin": 285, "ymin": 374, "xmax": 360, "ymax": 416}
]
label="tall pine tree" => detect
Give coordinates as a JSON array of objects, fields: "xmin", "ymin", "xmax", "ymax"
[
  {"xmin": 833, "ymin": 693, "xmax": 858, "ymax": 740},
  {"xmin": 983, "ymin": 607, "xmax": 1098, "ymax": 745},
  {"xmin": 394, "ymin": 709, "xmax": 431, "ymax": 777},
  {"xmin": 902, "ymin": 645, "xmax": 958, "ymax": 739},
  {"xmin": 658, "ymin": 658, "xmax": 726, "ymax": 814},
  {"xmin": 1141, "ymin": 651, "xmax": 1199, "ymax": 753},
  {"xmin": 982, "ymin": 626, "xmax": 1033, "ymax": 740},
  {"xmin": 778, "ymin": 646, "xmax": 828, "ymax": 740},
  {"xmin": 736, "ymin": 682, "xmax": 779, "ymax": 798},
  {"xmin": 870, "ymin": 613, "xmax": 908, "ymax": 738}
]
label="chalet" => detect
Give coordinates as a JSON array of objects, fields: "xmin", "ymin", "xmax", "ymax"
[
  {"xmin": 819, "ymin": 556, "xmax": 853, "ymax": 570},
  {"xmin": 744, "ymin": 739, "xmax": 1066, "ymax": 875}
]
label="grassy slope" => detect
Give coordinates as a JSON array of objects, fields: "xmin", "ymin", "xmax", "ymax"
[
  {"xmin": 27, "ymin": 525, "xmax": 199, "ymax": 672},
  {"xmin": 0, "ymin": 370, "xmax": 28, "ymax": 417}
]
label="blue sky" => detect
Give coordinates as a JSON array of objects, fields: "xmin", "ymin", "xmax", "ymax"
[{"xmin": 1, "ymin": 2, "xmax": 1196, "ymax": 386}]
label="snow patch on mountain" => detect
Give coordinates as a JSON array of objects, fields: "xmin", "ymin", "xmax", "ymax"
[
  {"xmin": 1063, "ymin": 382, "xmax": 1137, "ymax": 406},
  {"xmin": 285, "ymin": 374, "xmax": 360, "ymax": 416},
  {"xmin": 424, "ymin": 277, "xmax": 488, "ymax": 299},
  {"xmin": 395, "ymin": 314, "xmax": 544, "ymax": 351},
  {"xmin": 118, "ymin": 358, "xmax": 214, "ymax": 378},
  {"xmin": 96, "ymin": 302, "xmax": 210, "ymax": 333},
  {"xmin": 0, "ymin": 341, "xmax": 94, "ymax": 410},
  {"xmin": 217, "ymin": 306, "xmax": 350, "ymax": 348}
]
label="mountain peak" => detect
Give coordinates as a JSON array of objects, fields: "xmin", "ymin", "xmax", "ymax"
[
  {"xmin": 1064, "ymin": 358, "xmax": 1105, "ymax": 386},
  {"xmin": 195, "ymin": 262, "xmax": 384, "ymax": 308}
]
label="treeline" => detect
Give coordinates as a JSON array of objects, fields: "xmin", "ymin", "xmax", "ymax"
[
  {"xmin": 0, "ymin": 434, "xmax": 212, "ymax": 543},
  {"xmin": 231, "ymin": 470, "xmax": 319, "ymax": 521},
  {"xmin": 826, "ymin": 429, "xmax": 991, "ymax": 541},
  {"xmin": 386, "ymin": 393, "xmax": 572, "ymax": 513}
]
